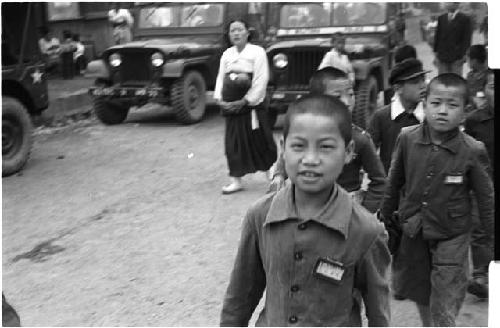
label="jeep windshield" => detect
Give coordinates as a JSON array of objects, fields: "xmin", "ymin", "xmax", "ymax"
[
  {"xmin": 279, "ymin": 2, "xmax": 386, "ymax": 28},
  {"xmin": 138, "ymin": 3, "xmax": 224, "ymax": 28}
]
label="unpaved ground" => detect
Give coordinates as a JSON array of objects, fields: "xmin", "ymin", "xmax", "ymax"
[{"xmin": 2, "ymin": 105, "xmax": 488, "ymax": 326}]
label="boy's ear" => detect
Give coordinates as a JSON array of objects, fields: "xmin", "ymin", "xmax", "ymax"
[
  {"xmin": 344, "ymin": 140, "xmax": 355, "ymax": 164},
  {"xmin": 280, "ymin": 136, "xmax": 285, "ymax": 150}
]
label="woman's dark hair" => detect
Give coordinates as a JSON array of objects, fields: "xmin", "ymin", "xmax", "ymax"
[
  {"xmin": 225, "ymin": 18, "xmax": 253, "ymax": 44},
  {"xmin": 38, "ymin": 26, "xmax": 49, "ymax": 36},
  {"xmin": 426, "ymin": 73, "xmax": 469, "ymax": 104},
  {"xmin": 283, "ymin": 94, "xmax": 352, "ymax": 145}
]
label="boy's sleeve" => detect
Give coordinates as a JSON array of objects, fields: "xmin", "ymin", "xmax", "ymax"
[
  {"xmin": 367, "ymin": 112, "xmax": 381, "ymax": 150},
  {"xmin": 379, "ymin": 133, "xmax": 405, "ymax": 220},
  {"xmin": 356, "ymin": 229, "xmax": 391, "ymax": 327},
  {"xmin": 214, "ymin": 51, "xmax": 227, "ymax": 102},
  {"xmin": 469, "ymin": 143, "xmax": 494, "ymax": 237},
  {"xmin": 359, "ymin": 133, "xmax": 387, "ymax": 213},
  {"xmin": 272, "ymin": 150, "xmax": 288, "ymax": 179},
  {"xmin": 220, "ymin": 209, "xmax": 266, "ymax": 326},
  {"xmin": 317, "ymin": 50, "xmax": 332, "ymax": 70}
]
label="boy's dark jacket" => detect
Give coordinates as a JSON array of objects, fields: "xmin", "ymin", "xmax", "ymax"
[
  {"xmin": 221, "ymin": 184, "xmax": 390, "ymax": 326},
  {"xmin": 380, "ymin": 123, "xmax": 494, "ymax": 240}
]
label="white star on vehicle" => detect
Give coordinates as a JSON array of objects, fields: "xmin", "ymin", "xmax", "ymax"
[{"xmin": 31, "ymin": 69, "xmax": 43, "ymax": 84}]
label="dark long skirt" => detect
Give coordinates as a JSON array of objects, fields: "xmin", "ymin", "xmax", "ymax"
[{"xmin": 224, "ymin": 103, "xmax": 277, "ymax": 178}]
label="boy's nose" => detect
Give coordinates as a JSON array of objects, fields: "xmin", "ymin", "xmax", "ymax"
[{"xmin": 302, "ymin": 150, "xmax": 320, "ymax": 165}]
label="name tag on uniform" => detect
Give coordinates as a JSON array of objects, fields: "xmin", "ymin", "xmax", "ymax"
[
  {"xmin": 445, "ymin": 175, "xmax": 463, "ymax": 184},
  {"xmin": 314, "ymin": 258, "xmax": 345, "ymax": 284}
]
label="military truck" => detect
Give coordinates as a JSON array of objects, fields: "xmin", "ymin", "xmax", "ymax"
[
  {"xmin": 2, "ymin": 3, "xmax": 49, "ymax": 176},
  {"xmin": 88, "ymin": 2, "xmax": 270, "ymax": 125},
  {"xmin": 265, "ymin": 2, "xmax": 405, "ymax": 128}
]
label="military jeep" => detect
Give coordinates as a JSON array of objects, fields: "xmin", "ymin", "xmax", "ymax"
[
  {"xmin": 88, "ymin": 2, "xmax": 270, "ymax": 125},
  {"xmin": 265, "ymin": 2, "xmax": 405, "ymax": 128},
  {"xmin": 2, "ymin": 3, "xmax": 49, "ymax": 176}
]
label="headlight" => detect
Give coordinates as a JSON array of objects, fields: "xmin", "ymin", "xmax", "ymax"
[
  {"xmin": 151, "ymin": 52, "xmax": 164, "ymax": 67},
  {"xmin": 273, "ymin": 53, "xmax": 288, "ymax": 69},
  {"xmin": 109, "ymin": 53, "xmax": 122, "ymax": 67}
]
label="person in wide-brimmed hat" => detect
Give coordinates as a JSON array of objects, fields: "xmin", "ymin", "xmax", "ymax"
[{"xmin": 368, "ymin": 58, "xmax": 429, "ymax": 173}]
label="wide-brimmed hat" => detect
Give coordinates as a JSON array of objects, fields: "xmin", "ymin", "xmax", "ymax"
[{"xmin": 389, "ymin": 58, "xmax": 430, "ymax": 85}]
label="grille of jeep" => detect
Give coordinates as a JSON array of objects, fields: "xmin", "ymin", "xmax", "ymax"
[
  {"xmin": 119, "ymin": 52, "xmax": 152, "ymax": 84},
  {"xmin": 276, "ymin": 49, "xmax": 328, "ymax": 90}
]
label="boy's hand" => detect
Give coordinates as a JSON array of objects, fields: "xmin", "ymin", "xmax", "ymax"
[
  {"xmin": 267, "ymin": 174, "xmax": 285, "ymax": 193},
  {"xmin": 377, "ymin": 211, "xmax": 402, "ymax": 254}
]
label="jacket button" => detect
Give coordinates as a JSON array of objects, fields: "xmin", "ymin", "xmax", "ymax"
[
  {"xmin": 291, "ymin": 285, "xmax": 299, "ymax": 292},
  {"xmin": 289, "ymin": 316, "xmax": 298, "ymax": 323},
  {"xmin": 298, "ymin": 223, "xmax": 307, "ymax": 230},
  {"xmin": 294, "ymin": 251, "xmax": 303, "ymax": 260}
]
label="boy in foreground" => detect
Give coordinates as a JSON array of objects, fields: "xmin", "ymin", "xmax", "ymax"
[
  {"xmin": 379, "ymin": 74, "xmax": 494, "ymax": 326},
  {"xmin": 269, "ymin": 67, "xmax": 387, "ymax": 213},
  {"xmin": 221, "ymin": 95, "xmax": 390, "ymax": 326}
]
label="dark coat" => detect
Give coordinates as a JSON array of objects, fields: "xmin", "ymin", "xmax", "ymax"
[{"xmin": 433, "ymin": 12, "xmax": 473, "ymax": 63}]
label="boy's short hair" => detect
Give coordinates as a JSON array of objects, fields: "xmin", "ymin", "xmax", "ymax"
[
  {"xmin": 426, "ymin": 73, "xmax": 469, "ymax": 104},
  {"xmin": 283, "ymin": 94, "xmax": 352, "ymax": 145},
  {"xmin": 468, "ymin": 44, "xmax": 487, "ymax": 63},
  {"xmin": 309, "ymin": 67, "xmax": 349, "ymax": 95},
  {"xmin": 394, "ymin": 44, "xmax": 417, "ymax": 64}
]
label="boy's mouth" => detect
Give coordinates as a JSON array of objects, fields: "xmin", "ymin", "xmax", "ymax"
[{"xmin": 298, "ymin": 170, "xmax": 322, "ymax": 180}]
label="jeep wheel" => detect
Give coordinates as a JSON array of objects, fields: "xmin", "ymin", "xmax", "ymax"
[
  {"xmin": 94, "ymin": 97, "xmax": 130, "ymax": 125},
  {"xmin": 353, "ymin": 76, "xmax": 378, "ymax": 129},
  {"xmin": 171, "ymin": 71, "xmax": 206, "ymax": 124},
  {"xmin": 2, "ymin": 97, "xmax": 33, "ymax": 176}
]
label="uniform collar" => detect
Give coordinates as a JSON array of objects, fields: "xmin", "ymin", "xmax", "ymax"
[
  {"xmin": 391, "ymin": 94, "xmax": 425, "ymax": 122},
  {"xmin": 416, "ymin": 121, "xmax": 461, "ymax": 154},
  {"xmin": 264, "ymin": 183, "xmax": 353, "ymax": 239}
]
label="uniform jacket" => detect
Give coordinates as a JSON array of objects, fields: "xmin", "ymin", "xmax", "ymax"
[
  {"xmin": 368, "ymin": 104, "xmax": 421, "ymax": 174},
  {"xmin": 220, "ymin": 184, "xmax": 391, "ymax": 326},
  {"xmin": 380, "ymin": 123, "xmax": 494, "ymax": 240},
  {"xmin": 464, "ymin": 106, "xmax": 494, "ymax": 177},
  {"xmin": 433, "ymin": 11, "xmax": 473, "ymax": 63},
  {"xmin": 274, "ymin": 124, "xmax": 387, "ymax": 213}
]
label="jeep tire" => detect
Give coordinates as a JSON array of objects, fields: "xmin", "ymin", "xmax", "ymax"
[
  {"xmin": 171, "ymin": 70, "xmax": 206, "ymax": 124},
  {"xmin": 353, "ymin": 76, "xmax": 378, "ymax": 129},
  {"xmin": 2, "ymin": 96, "xmax": 33, "ymax": 176},
  {"xmin": 94, "ymin": 97, "xmax": 130, "ymax": 125}
]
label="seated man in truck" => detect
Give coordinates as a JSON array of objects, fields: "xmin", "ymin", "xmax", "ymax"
[{"xmin": 38, "ymin": 26, "xmax": 61, "ymax": 74}]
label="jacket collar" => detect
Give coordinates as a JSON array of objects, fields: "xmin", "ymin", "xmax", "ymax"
[
  {"xmin": 391, "ymin": 94, "xmax": 425, "ymax": 122},
  {"xmin": 264, "ymin": 183, "xmax": 353, "ymax": 239},
  {"xmin": 416, "ymin": 121, "xmax": 461, "ymax": 153}
]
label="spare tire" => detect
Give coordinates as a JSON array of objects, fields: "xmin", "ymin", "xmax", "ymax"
[
  {"xmin": 171, "ymin": 70, "xmax": 206, "ymax": 124},
  {"xmin": 2, "ymin": 96, "xmax": 33, "ymax": 176},
  {"xmin": 353, "ymin": 76, "xmax": 378, "ymax": 129}
]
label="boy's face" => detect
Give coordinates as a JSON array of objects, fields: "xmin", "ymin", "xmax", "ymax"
[
  {"xmin": 485, "ymin": 73, "xmax": 494, "ymax": 109},
  {"xmin": 425, "ymin": 83, "xmax": 466, "ymax": 132},
  {"xmin": 396, "ymin": 75, "xmax": 427, "ymax": 105},
  {"xmin": 324, "ymin": 79, "xmax": 355, "ymax": 113},
  {"xmin": 283, "ymin": 113, "xmax": 353, "ymax": 196}
]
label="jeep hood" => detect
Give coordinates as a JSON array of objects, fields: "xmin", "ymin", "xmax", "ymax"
[
  {"xmin": 267, "ymin": 38, "xmax": 331, "ymax": 52},
  {"xmin": 106, "ymin": 36, "xmax": 224, "ymax": 53}
]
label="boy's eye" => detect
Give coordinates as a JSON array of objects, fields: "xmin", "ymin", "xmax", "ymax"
[
  {"xmin": 320, "ymin": 144, "xmax": 335, "ymax": 150},
  {"xmin": 290, "ymin": 143, "xmax": 304, "ymax": 150}
]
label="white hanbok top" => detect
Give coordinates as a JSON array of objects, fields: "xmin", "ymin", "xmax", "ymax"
[{"xmin": 214, "ymin": 43, "xmax": 269, "ymax": 106}]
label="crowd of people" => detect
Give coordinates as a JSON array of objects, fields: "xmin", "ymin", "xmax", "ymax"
[{"xmin": 216, "ymin": 2, "xmax": 493, "ymax": 326}]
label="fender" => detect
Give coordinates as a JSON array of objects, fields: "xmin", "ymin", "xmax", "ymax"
[
  {"xmin": 162, "ymin": 55, "xmax": 213, "ymax": 78},
  {"xmin": 85, "ymin": 59, "xmax": 110, "ymax": 79}
]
